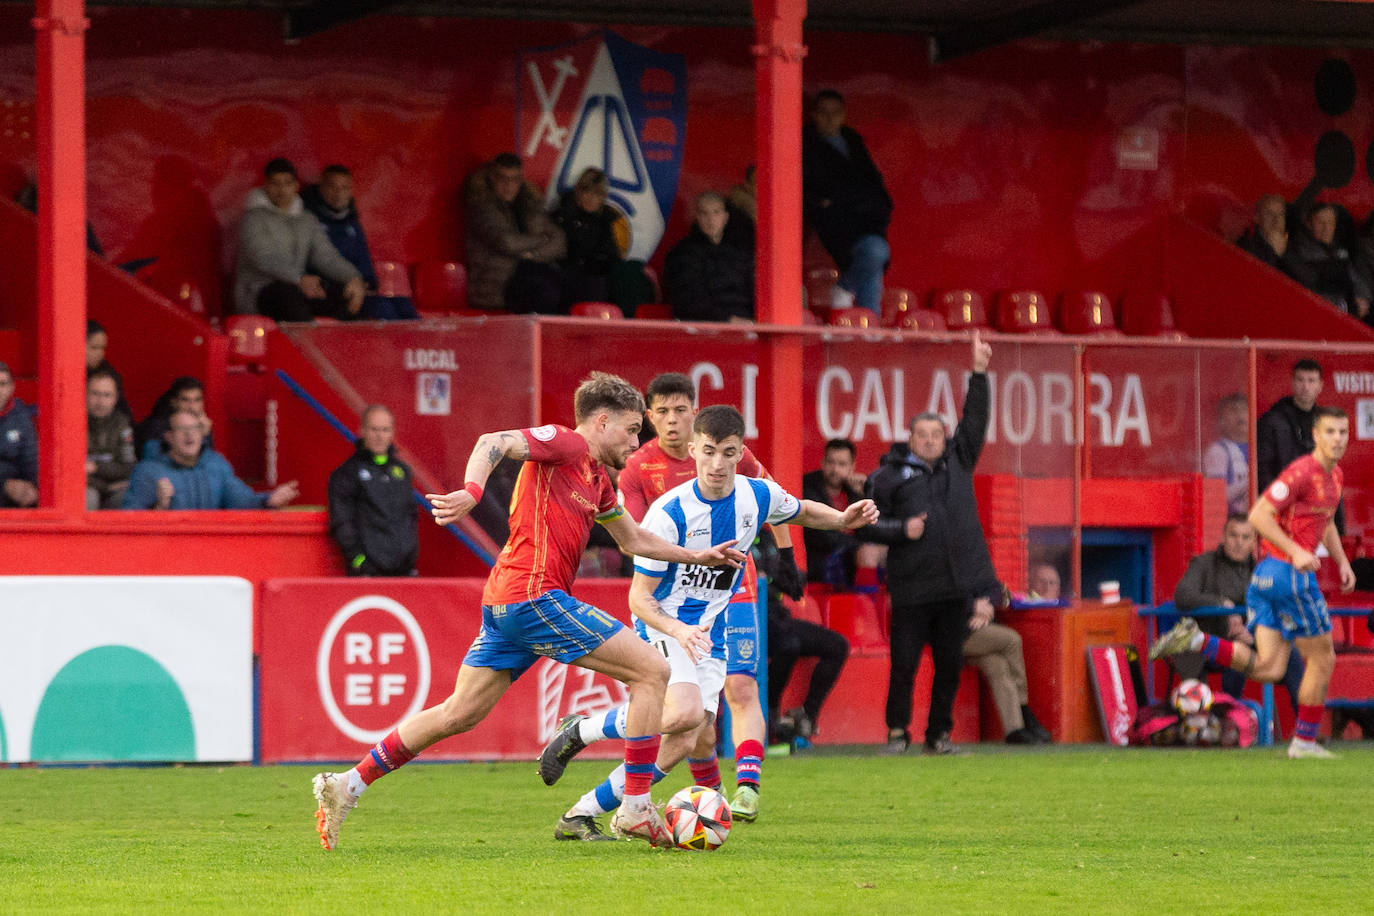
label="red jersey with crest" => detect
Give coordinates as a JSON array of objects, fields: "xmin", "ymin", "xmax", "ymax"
[
  {"xmin": 482, "ymin": 425, "xmax": 624, "ymax": 605},
  {"xmin": 1260, "ymin": 454, "xmax": 1342, "ymax": 563},
  {"xmin": 618, "ymin": 438, "xmax": 765, "ymax": 600}
]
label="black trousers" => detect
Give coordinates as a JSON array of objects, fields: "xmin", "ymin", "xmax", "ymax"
[
  {"xmin": 886, "ymin": 597, "xmax": 968, "ymax": 743},
  {"xmin": 768, "ymin": 616, "xmax": 850, "ymax": 726}
]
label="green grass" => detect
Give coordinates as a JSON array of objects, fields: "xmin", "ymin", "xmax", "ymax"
[{"xmin": 3, "ymin": 744, "xmax": 1374, "ymax": 913}]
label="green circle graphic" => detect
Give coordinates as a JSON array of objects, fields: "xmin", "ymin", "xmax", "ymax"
[{"xmin": 31, "ymin": 646, "xmax": 195, "ymax": 761}]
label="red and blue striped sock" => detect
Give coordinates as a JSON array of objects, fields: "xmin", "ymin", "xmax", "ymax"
[
  {"xmin": 735, "ymin": 739, "xmax": 764, "ymax": 790},
  {"xmin": 1199, "ymin": 635, "xmax": 1234, "ymax": 668},
  {"xmin": 354, "ymin": 729, "xmax": 416, "ymax": 786},
  {"xmin": 1295, "ymin": 704, "xmax": 1323, "ymax": 742},
  {"xmin": 622, "ymin": 735, "xmax": 661, "ymax": 798},
  {"xmin": 688, "ymin": 755, "xmax": 722, "ymax": 790}
]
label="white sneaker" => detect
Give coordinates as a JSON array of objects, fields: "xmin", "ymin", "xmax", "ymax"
[
  {"xmin": 829, "ymin": 286, "xmax": 856, "ymax": 310},
  {"xmin": 312, "ymin": 772, "xmax": 359, "ymax": 850},
  {"xmin": 1287, "ymin": 739, "xmax": 1337, "ymax": 759},
  {"xmin": 610, "ymin": 801, "xmax": 672, "ymax": 847}
]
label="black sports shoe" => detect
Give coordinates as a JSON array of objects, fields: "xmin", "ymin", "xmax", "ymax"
[
  {"xmin": 1021, "ymin": 705, "xmax": 1053, "ymax": 743},
  {"xmin": 922, "ymin": 734, "xmax": 962, "ymax": 756},
  {"xmin": 538, "ymin": 714, "xmax": 588, "ymax": 786},
  {"xmin": 554, "ymin": 813, "xmax": 615, "ymax": 841}
]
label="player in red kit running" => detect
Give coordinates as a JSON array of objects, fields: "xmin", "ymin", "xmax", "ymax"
[
  {"xmin": 312, "ymin": 372, "xmax": 745, "ymax": 850},
  {"xmin": 1152, "ymin": 405, "xmax": 1353, "ymax": 758},
  {"xmin": 541, "ymin": 372, "xmax": 803, "ymax": 824}
]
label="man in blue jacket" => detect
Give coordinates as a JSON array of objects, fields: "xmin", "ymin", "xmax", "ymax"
[
  {"xmin": 123, "ymin": 409, "xmax": 298, "ymax": 510},
  {"xmin": 0, "ymin": 361, "xmax": 38, "ymax": 508}
]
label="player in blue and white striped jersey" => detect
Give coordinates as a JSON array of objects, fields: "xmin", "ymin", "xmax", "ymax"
[{"xmin": 545, "ymin": 404, "xmax": 879, "ymax": 841}]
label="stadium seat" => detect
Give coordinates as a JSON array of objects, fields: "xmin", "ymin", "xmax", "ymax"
[
  {"xmin": 570, "ymin": 301, "xmax": 624, "ymax": 320},
  {"xmin": 825, "ymin": 594, "xmax": 886, "ymax": 651},
  {"xmin": 880, "ymin": 287, "xmax": 916, "ymax": 327},
  {"xmin": 374, "ymin": 260, "xmax": 413, "ymax": 298},
  {"xmin": 634, "ymin": 303, "xmax": 674, "ymax": 321},
  {"xmin": 995, "ymin": 289, "xmax": 1058, "ymax": 334},
  {"xmin": 225, "ymin": 314, "xmax": 276, "ymax": 366},
  {"xmin": 933, "ymin": 288, "xmax": 990, "ymax": 331},
  {"xmin": 411, "ymin": 260, "xmax": 468, "ymax": 314},
  {"xmin": 140, "ymin": 267, "xmax": 207, "ymax": 317},
  {"xmin": 805, "ymin": 266, "xmax": 839, "ymax": 317},
  {"xmin": 1120, "ymin": 292, "xmax": 1187, "ymax": 338},
  {"xmin": 897, "ymin": 308, "xmax": 947, "ymax": 332},
  {"xmin": 827, "ymin": 307, "xmax": 876, "ymax": 328},
  {"xmin": 802, "ymin": 308, "xmax": 823, "ymax": 326},
  {"xmin": 1059, "ymin": 290, "xmax": 1123, "ymax": 336}
]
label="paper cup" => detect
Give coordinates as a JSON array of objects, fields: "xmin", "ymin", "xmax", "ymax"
[{"xmin": 1099, "ymin": 580, "xmax": 1121, "ymax": 604}]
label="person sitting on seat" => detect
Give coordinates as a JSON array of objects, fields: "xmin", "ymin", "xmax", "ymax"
[
  {"xmin": 664, "ymin": 191, "xmax": 754, "ymax": 323},
  {"xmin": 464, "ymin": 152, "xmax": 567, "ymax": 313}
]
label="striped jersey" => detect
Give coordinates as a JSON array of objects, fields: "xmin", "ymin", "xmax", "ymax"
[{"xmin": 632, "ymin": 476, "xmax": 801, "ymax": 646}]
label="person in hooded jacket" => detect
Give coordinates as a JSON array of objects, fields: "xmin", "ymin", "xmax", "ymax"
[
  {"xmin": 858, "ymin": 332, "xmax": 996, "ymax": 755},
  {"xmin": 233, "ymin": 157, "xmax": 365, "ymax": 321},
  {"xmin": 328, "ymin": 405, "xmax": 418, "ymax": 577}
]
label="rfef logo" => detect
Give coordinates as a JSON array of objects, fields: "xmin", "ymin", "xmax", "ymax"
[
  {"xmin": 317, "ymin": 596, "xmax": 432, "ymax": 744},
  {"xmin": 517, "ymin": 30, "xmax": 687, "ymax": 262}
]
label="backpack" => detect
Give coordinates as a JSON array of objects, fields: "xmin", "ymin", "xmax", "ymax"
[{"xmin": 1128, "ymin": 692, "xmax": 1257, "ymax": 747}]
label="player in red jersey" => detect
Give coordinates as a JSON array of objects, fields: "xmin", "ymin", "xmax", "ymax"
[
  {"xmin": 584, "ymin": 371, "xmax": 802, "ymax": 823},
  {"xmin": 312, "ymin": 372, "xmax": 745, "ymax": 850},
  {"xmin": 1152, "ymin": 405, "xmax": 1353, "ymax": 758}
]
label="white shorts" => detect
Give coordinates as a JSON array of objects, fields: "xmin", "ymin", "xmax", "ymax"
[{"xmin": 641, "ymin": 625, "xmax": 726, "ymax": 716}]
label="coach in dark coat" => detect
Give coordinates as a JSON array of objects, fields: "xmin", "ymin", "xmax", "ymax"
[
  {"xmin": 328, "ymin": 406, "xmax": 418, "ymax": 576},
  {"xmin": 1256, "ymin": 358, "xmax": 1343, "ymax": 532},
  {"xmin": 858, "ymin": 334, "xmax": 998, "ymax": 754}
]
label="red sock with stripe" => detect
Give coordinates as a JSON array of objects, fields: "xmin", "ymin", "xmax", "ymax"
[
  {"xmin": 622, "ymin": 735, "xmax": 662, "ymax": 799},
  {"xmin": 354, "ymin": 729, "xmax": 416, "ymax": 786},
  {"xmin": 735, "ymin": 739, "xmax": 763, "ymax": 790},
  {"xmin": 688, "ymin": 755, "xmax": 722, "ymax": 790},
  {"xmin": 1294, "ymin": 704, "xmax": 1323, "ymax": 742}
]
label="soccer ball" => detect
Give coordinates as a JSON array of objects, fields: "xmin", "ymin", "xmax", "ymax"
[
  {"xmin": 1171, "ymin": 679, "xmax": 1214, "ymax": 716},
  {"xmin": 664, "ymin": 785, "xmax": 732, "ymax": 851}
]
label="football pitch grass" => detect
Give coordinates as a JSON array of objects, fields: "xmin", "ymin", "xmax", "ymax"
[{"xmin": 4, "ymin": 743, "xmax": 1374, "ymax": 914}]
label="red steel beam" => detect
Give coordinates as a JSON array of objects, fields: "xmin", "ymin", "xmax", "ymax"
[{"xmin": 34, "ymin": 0, "xmax": 88, "ymax": 520}]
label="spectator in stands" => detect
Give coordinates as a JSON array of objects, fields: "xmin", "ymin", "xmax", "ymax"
[
  {"xmin": 1237, "ymin": 193, "xmax": 1315, "ymax": 286},
  {"xmin": 233, "ymin": 157, "xmax": 365, "ymax": 322},
  {"xmin": 123, "ymin": 408, "xmax": 298, "ymax": 510},
  {"xmin": 802, "ymin": 89, "xmax": 892, "ymax": 315},
  {"xmin": 327, "ymin": 405, "xmax": 418, "ymax": 577},
  {"xmin": 86, "ymin": 368, "xmax": 136, "ymax": 510},
  {"xmin": 0, "ymin": 361, "xmax": 38, "ymax": 508},
  {"xmin": 135, "ymin": 376, "xmax": 214, "ymax": 460},
  {"xmin": 302, "ymin": 164, "xmax": 417, "ymax": 321},
  {"xmin": 802, "ymin": 437, "xmax": 882, "ymax": 589},
  {"xmin": 1291, "ymin": 202, "xmax": 1371, "ymax": 317},
  {"xmin": 759, "ymin": 531, "xmax": 849, "ymax": 744},
  {"xmin": 859, "ymin": 333, "xmax": 996, "ymax": 755},
  {"xmin": 1028, "ymin": 562, "xmax": 1062, "ymax": 601},
  {"xmin": 1203, "ymin": 392, "xmax": 1251, "ymax": 516},
  {"xmin": 664, "ymin": 191, "xmax": 754, "ymax": 323},
  {"xmin": 549, "ymin": 167, "xmax": 624, "ymax": 309},
  {"xmin": 463, "ymin": 152, "xmax": 566, "ymax": 313},
  {"xmin": 962, "ymin": 584, "xmax": 1052, "ymax": 744},
  {"xmin": 723, "ymin": 164, "xmax": 757, "ymax": 252},
  {"xmin": 1259, "ymin": 358, "xmax": 1345, "ymax": 535},
  {"xmin": 1173, "ymin": 513, "xmax": 1304, "ymax": 715},
  {"xmin": 85, "ymin": 320, "xmax": 130, "ymax": 419}
]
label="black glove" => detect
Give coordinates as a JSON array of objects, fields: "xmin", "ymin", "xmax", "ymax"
[{"xmin": 772, "ymin": 547, "xmax": 806, "ymax": 601}]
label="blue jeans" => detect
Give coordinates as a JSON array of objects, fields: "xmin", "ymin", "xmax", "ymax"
[{"xmin": 836, "ymin": 234, "xmax": 889, "ymax": 315}]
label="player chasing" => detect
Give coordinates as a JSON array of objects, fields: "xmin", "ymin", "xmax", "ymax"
[
  {"xmin": 311, "ymin": 372, "xmax": 745, "ymax": 851},
  {"xmin": 1151, "ymin": 405, "xmax": 1353, "ymax": 759},
  {"xmin": 553, "ymin": 372, "xmax": 806, "ymax": 824},
  {"xmin": 540, "ymin": 404, "xmax": 879, "ymax": 841}
]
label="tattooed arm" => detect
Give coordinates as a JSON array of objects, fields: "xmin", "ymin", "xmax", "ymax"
[{"xmin": 426, "ymin": 429, "xmax": 531, "ymax": 526}]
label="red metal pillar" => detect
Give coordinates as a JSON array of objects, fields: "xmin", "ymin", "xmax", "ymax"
[
  {"xmin": 34, "ymin": 0, "xmax": 88, "ymax": 519},
  {"xmin": 753, "ymin": 0, "xmax": 806, "ymax": 489}
]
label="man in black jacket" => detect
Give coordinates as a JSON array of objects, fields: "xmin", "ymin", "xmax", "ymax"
[
  {"xmin": 1257, "ymin": 358, "xmax": 1342, "ymax": 532},
  {"xmin": 328, "ymin": 405, "xmax": 419, "ymax": 576},
  {"xmin": 801, "ymin": 438, "xmax": 868, "ymax": 587},
  {"xmin": 859, "ymin": 332, "xmax": 996, "ymax": 754},
  {"xmin": 802, "ymin": 89, "xmax": 892, "ymax": 316}
]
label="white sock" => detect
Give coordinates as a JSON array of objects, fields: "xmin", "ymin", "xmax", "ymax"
[
  {"xmin": 570, "ymin": 765, "xmax": 626, "ymax": 817},
  {"xmin": 1188, "ymin": 630, "xmax": 1206, "ymax": 651},
  {"xmin": 345, "ymin": 768, "xmax": 367, "ymax": 797},
  {"xmin": 622, "ymin": 791, "xmax": 650, "ymax": 810},
  {"xmin": 578, "ymin": 706, "xmax": 627, "ymax": 744}
]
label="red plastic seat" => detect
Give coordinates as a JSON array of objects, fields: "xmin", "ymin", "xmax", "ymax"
[
  {"xmin": 805, "ymin": 266, "xmax": 839, "ymax": 316},
  {"xmin": 634, "ymin": 303, "xmax": 674, "ymax": 321},
  {"xmin": 825, "ymin": 594, "xmax": 886, "ymax": 651},
  {"xmin": 570, "ymin": 301, "xmax": 624, "ymax": 320},
  {"xmin": 827, "ymin": 307, "xmax": 876, "ymax": 328},
  {"xmin": 934, "ymin": 289, "xmax": 990, "ymax": 331},
  {"xmin": 1120, "ymin": 292, "xmax": 1188, "ymax": 338},
  {"xmin": 880, "ymin": 287, "xmax": 916, "ymax": 327},
  {"xmin": 1059, "ymin": 290, "xmax": 1123, "ymax": 336},
  {"xmin": 374, "ymin": 260, "xmax": 413, "ymax": 298},
  {"xmin": 411, "ymin": 261, "xmax": 468, "ymax": 314},
  {"xmin": 897, "ymin": 309, "xmax": 947, "ymax": 332},
  {"xmin": 224, "ymin": 314, "xmax": 276, "ymax": 365},
  {"xmin": 802, "ymin": 309, "xmax": 823, "ymax": 326},
  {"xmin": 995, "ymin": 289, "xmax": 1058, "ymax": 334}
]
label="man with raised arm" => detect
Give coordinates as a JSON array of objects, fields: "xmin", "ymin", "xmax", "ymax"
[
  {"xmin": 1151, "ymin": 405, "xmax": 1354, "ymax": 759},
  {"xmin": 311, "ymin": 372, "xmax": 745, "ymax": 851}
]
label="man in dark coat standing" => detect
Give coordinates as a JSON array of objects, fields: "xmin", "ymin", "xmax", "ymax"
[
  {"xmin": 328, "ymin": 405, "xmax": 419, "ymax": 576},
  {"xmin": 1257, "ymin": 358, "xmax": 1342, "ymax": 532},
  {"xmin": 859, "ymin": 332, "xmax": 997, "ymax": 755}
]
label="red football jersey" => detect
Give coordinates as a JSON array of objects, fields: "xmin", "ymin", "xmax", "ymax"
[
  {"xmin": 1260, "ymin": 454, "xmax": 1343, "ymax": 563},
  {"xmin": 482, "ymin": 425, "xmax": 623, "ymax": 605}
]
